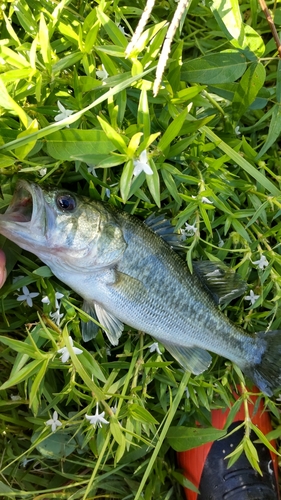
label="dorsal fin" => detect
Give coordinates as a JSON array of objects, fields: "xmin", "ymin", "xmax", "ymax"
[
  {"xmin": 193, "ymin": 260, "xmax": 247, "ymax": 305},
  {"xmin": 145, "ymin": 213, "xmax": 184, "ymax": 249}
]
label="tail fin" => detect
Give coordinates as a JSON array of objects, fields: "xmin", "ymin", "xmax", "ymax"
[{"xmin": 244, "ymin": 330, "xmax": 281, "ymax": 396}]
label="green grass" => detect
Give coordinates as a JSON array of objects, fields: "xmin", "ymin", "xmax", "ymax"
[{"xmin": 0, "ymin": 0, "xmax": 281, "ymax": 497}]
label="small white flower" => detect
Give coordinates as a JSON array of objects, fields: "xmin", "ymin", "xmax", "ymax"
[
  {"xmin": 96, "ymin": 64, "xmax": 109, "ymax": 80},
  {"xmin": 50, "ymin": 308, "xmax": 64, "ymax": 326},
  {"xmin": 54, "ymin": 101, "xmax": 74, "ymax": 126},
  {"xmin": 216, "ymin": 230, "xmax": 224, "ymax": 247},
  {"xmin": 17, "ymin": 286, "xmax": 39, "ymax": 307},
  {"xmin": 181, "ymin": 222, "xmax": 197, "ymax": 238},
  {"xmin": 57, "ymin": 336, "xmax": 83, "ymax": 363},
  {"xmin": 244, "ymin": 290, "xmax": 260, "ymax": 306},
  {"xmin": 253, "ymin": 255, "xmax": 269, "ymax": 270},
  {"xmin": 201, "ymin": 196, "xmax": 213, "ymax": 204},
  {"xmin": 235, "ymin": 125, "xmax": 241, "ymax": 135},
  {"xmin": 21, "ymin": 458, "xmax": 34, "ymax": 468},
  {"xmin": 149, "ymin": 342, "xmax": 162, "ymax": 355},
  {"xmin": 46, "ymin": 411, "xmax": 62, "ymax": 432},
  {"xmin": 105, "ymin": 188, "xmax": 110, "ymax": 198},
  {"xmin": 85, "ymin": 404, "xmax": 109, "ymax": 428},
  {"xmin": 42, "ymin": 295, "xmax": 51, "ymax": 305},
  {"xmin": 110, "ymin": 402, "xmax": 117, "ymax": 414},
  {"xmin": 87, "ymin": 165, "xmax": 97, "ymax": 176},
  {"xmin": 118, "ymin": 24, "xmax": 128, "ymax": 36},
  {"xmin": 133, "ymin": 150, "xmax": 153, "ymax": 176},
  {"xmin": 39, "ymin": 168, "xmax": 47, "ymax": 177},
  {"xmin": 10, "ymin": 394, "xmax": 21, "ymax": 401},
  {"xmin": 54, "ymin": 292, "xmax": 64, "ymax": 308}
]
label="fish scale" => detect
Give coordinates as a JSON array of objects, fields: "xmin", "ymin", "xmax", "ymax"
[{"xmin": 0, "ymin": 180, "xmax": 280, "ymax": 396}]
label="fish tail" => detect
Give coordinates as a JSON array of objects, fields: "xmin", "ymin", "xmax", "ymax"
[{"xmin": 243, "ymin": 330, "xmax": 281, "ymax": 396}]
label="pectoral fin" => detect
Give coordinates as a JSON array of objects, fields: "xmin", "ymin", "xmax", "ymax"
[
  {"xmin": 160, "ymin": 340, "xmax": 212, "ymax": 375},
  {"xmin": 81, "ymin": 300, "xmax": 124, "ymax": 345},
  {"xmin": 193, "ymin": 260, "xmax": 247, "ymax": 305},
  {"xmin": 81, "ymin": 301, "xmax": 100, "ymax": 342},
  {"xmin": 94, "ymin": 303, "xmax": 124, "ymax": 346}
]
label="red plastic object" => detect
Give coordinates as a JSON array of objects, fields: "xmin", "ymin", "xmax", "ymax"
[{"xmin": 177, "ymin": 387, "xmax": 279, "ymax": 500}]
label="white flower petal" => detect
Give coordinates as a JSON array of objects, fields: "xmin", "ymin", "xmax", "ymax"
[
  {"xmin": 201, "ymin": 197, "xmax": 213, "ymax": 204},
  {"xmin": 73, "ymin": 346, "xmax": 83, "ymax": 355},
  {"xmin": 41, "ymin": 296, "xmax": 51, "ymax": 304},
  {"xmin": 149, "ymin": 342, "xmax": 162, "ymax": 355}
]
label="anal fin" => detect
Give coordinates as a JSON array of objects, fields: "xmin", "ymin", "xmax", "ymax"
[{"xmin": 159, "ymin": 340, "xmax": 212, "ymax": 375}]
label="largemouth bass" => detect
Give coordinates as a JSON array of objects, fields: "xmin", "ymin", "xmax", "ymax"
[{"xmin": 0, "ymin": 180, "xmax": 280, "ymax": 396}]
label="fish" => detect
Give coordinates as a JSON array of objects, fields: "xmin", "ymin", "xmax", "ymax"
[{"xmin": 0, "ymin": 180, "xmax": 280, "ymax": 396}]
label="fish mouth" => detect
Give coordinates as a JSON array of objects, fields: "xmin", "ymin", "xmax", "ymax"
[
  {"xmin": 4, "ymin": 181, "xmax": 34, "ymax": 223},
  {"xmin": 0, "ymin": 180, "xmax": 46, "ymax": 245}
]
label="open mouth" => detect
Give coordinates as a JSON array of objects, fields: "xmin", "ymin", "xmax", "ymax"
[{"xmin": 3, "ymin": 182, "xmax": 34, "ymax": 223}]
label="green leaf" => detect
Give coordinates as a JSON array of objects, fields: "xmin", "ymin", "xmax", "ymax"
[
  {"xmin": 46, "ymin": 129, "xmax": 115, "ymax": 161},
  {"xmin": 232, "ymin": 63, "xmax": 266, "ymax": 122},
  {"xmin": 0, "ymin": 66, "xmax": 156, "ymax": 152},
  {"xmin": 181, "ymin": 52, "xmax": 247, "ymax": 84},
  {"xmin": 110, "ymin": 419, "xmax": 125, "ymax": 446},
  {"xmin": 167, "ymin": 426, "xmax": 227, "ymax": 451},
  {"xmin": 161, "ymin": 168, "xmax": 182, "ymax": 204},
  {"xmin": 39, "ymin": 13, "xmax": 51, "ymax": 68},
  {"xmin": 32, "ymin": 430, "xmax": 76, "ymax": 459},
  {"xmin": 128, "ymin": 404, "xmax": 158, "ymax": 424},
  {"xmin": 250, "ymin": 422, "xmax": 280, "ymax": 455},
  {"xmin": 0, "ymin": 336, "xmax": 45, "ymax": 359},
  {"xmin": 84, "ymin": 21, "xmax": 100, "ymax": 53},
  {"xmin": 97, "ymin": 9, "xmax": 127, "ymax": 48},
  {"xmin": 14, "ymin": 119, "xmax": 39, "ymax": 160},
  {"xmin": 244, "ymin": 437, "xmax": 262, "ymax": 474},
  {"xmin": 0, "ymin": 481, "xmax": 15, "ymax": 497},
  {"xmin": 0, "ymin": 78, "xmax": 31, "ymax": 128},
  {"xmin": 256, "ymin": 104, "xmax": 281, "ymax": 159},
  {"xmin": 120, "ymin": 159, "xmax": 134, "ymax": 202},
  {"xmin": 14, "ymin": 0, "xmax": 37, "ymax": 34},
  {"xmin": 200, "ymin": 125, "xmax": 281, "ymax": 196},
  {"xmin": 242, "ymin": 25, "xmax": 265, "ymax": 57},
  {"xmin": 138, "ymin": 89, "xmax": 150, "ymax": 138},
  {"xmin": 97, "ymin": 116, "xmax": 128, "ymax": 154},
  {"xmin": 211, "ymin": 0, "xmax": 245, "ymax": 47},
  {"xmin": 29, "ymin": 358, "xmax": 49, "ymax": 413},
  {"xmin": 158, "ymin": 108, "xmax": 187, "ymax": 154},
  {"xmin": 146, "ymin": 159, "xmax": 160, "ymax": 207},
  {"xmin": 52, "ymin": 52, "xmax": 83, "ymax": 74},
  {"xmin": 0, "ymin": 359, "xmax": 43, "ymax": 390},
  {"xmin": 231, "ymin": 218, "xmax": 251, "ymax": 242},
  {"xmin": 63, "ymin": 327, "xmax": 104, "ymax": 401}
]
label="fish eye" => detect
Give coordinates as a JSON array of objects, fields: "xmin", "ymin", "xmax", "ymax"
[{"xmin": 56, "ymin": 194, "xmax": 76, "ymax": 212}]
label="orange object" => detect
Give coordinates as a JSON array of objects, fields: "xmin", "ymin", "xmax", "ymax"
[{"xmin": 177, "ymin": 387, "xmax": 279, "ymax": 500}]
